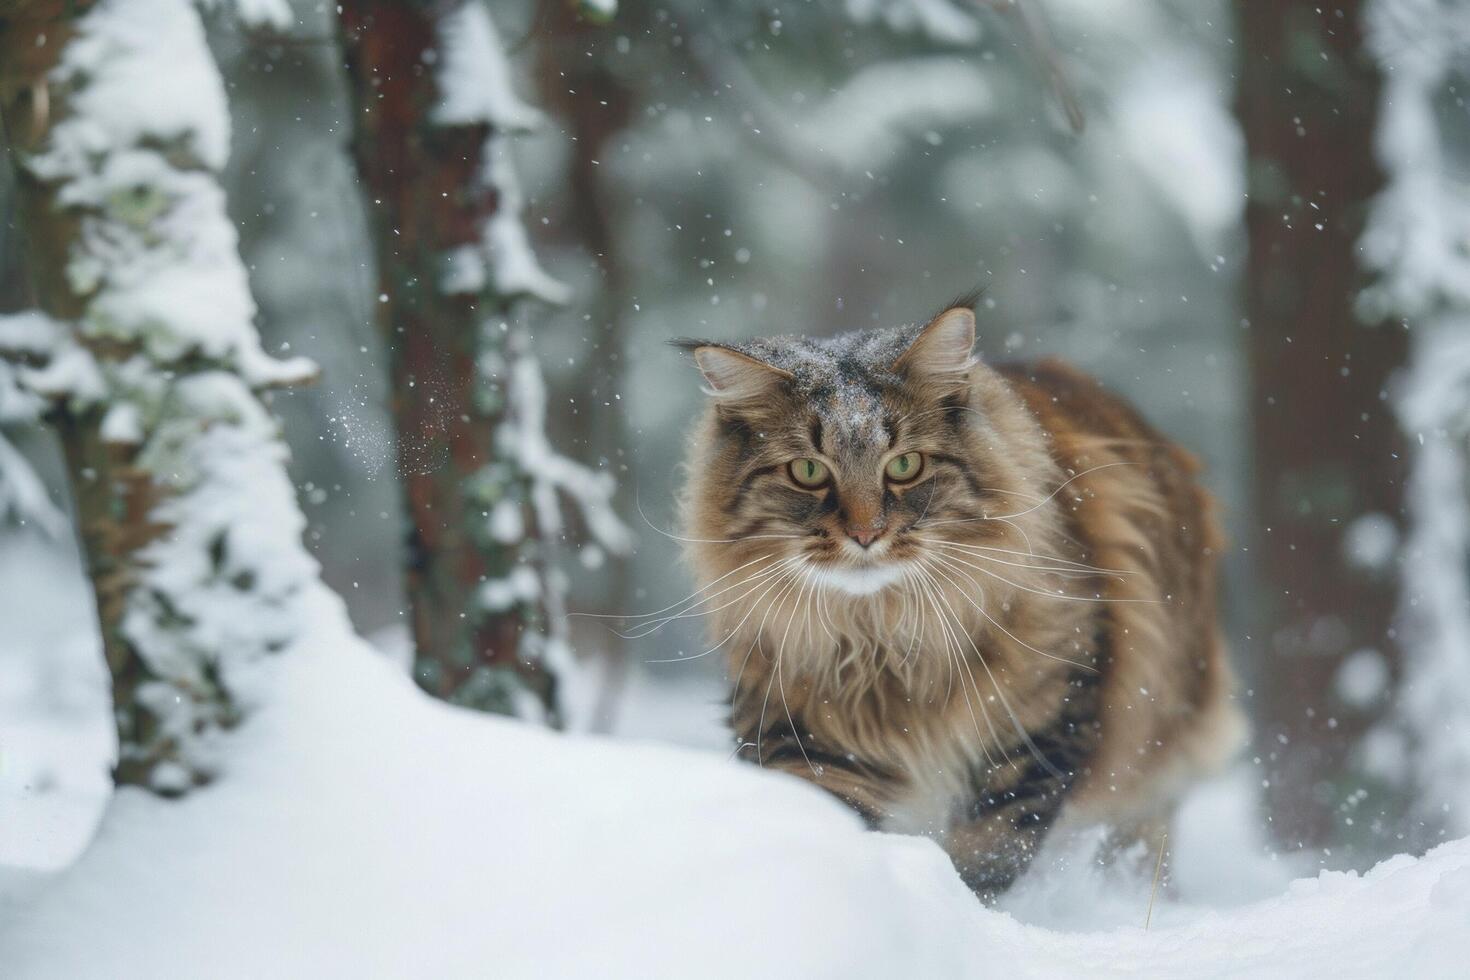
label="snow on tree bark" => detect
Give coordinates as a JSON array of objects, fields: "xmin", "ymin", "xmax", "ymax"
[
  {"xmin": 1235, "ymin": 0, "xmax": 1411, "ymax": 851},
  {"xmin": 0, "ymin": 0, "xmax": 321, "ymax": 794},
  {"xmin": 1359, "ymin": 0, "xmax": 1470, "ymax": 839},
  {"xmin": 335, "ymin": 0, "xmax": 628, "ymax": 723}
]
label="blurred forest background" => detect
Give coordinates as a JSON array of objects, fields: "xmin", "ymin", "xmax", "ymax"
[{"xmin": 2, "ymin": 0, "xmax": 1469, "ymax": 878}]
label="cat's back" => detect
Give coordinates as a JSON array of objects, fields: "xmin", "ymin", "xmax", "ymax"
[
  {"xmin": 994, "ymin": 357, "xmax": 1186, "ymax": 465},
  {"xmin": 993, "ymin": 356, "xmax": 1214, "ymax": 574},
  {"xmin": 993, "ymin": 357, "xmax": 1245, "ymax": 825}
]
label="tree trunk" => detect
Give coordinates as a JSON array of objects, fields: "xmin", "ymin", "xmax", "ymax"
[
  {"xmin": 1235, "ymin": 0, "xmax": 1410, "ymax": 851},
  {"xmin": 0, "ymin": 0, "xmax": 321, "ymax": 793},
  {"xmin": 335, "ymin": 1, "xmax": 628, "ymax": 723}
]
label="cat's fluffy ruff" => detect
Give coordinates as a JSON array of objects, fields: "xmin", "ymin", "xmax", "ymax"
[{"xmin": 676, "ymin": 306, "xmax": 1244, "ymax": 898}]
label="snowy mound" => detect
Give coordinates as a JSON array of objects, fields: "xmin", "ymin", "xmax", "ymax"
[{"xmin": 2, "ymin": 592, "xmax": 1467, "ymax": 978}]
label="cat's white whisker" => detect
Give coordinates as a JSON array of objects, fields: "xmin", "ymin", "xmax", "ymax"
[
  {"xmin": 899, "ymin": 567, "xmax": 941, "ymax": 699},
  {"xmin": 758, "ymin": 568, "xmax": 815, "ymax": 771},
  {"xmin": 778, "ymin": 572, "xmax": 820, "ymax": 776},
  {"xmin": 917, "ymin": 538, "xmax": 1126, "ymax": 579},
  {"xmin": 919, "ymin": 557, "xmax": 1071, "ymax": 783},
  {"xmin": 915, "ymin": 462, "xmax": 1141, "ymax": 532},
  {"xmin": 899, "ymin": 572, "xmax": 921, "ymax": 667},
  {"xmin": 572, "ymin": 552, "xmax": 780, "ymax": 625},
  {"xmin": 932, "ymin": 548, "xmax": 1160, "ymax": 606},
  {"xmin": 923, "ymin": 540, "xmax": 1105, "ymax": 578},
  {"xmin": 730, "ymin": 566, "xmax": 807, "ymax": 696},
  {"xmin": 984, "ymin": 461, "xmax": 1140, "ymax": 521},
  {"xmin": 927, "ymin": 553, "xmax": 1099, "ymax": 673},
  {"xmin": 910, "ymin": 565, "xmax": 1004, "ymax": 768},
  {"xmin": 613, "ymin": 556, "xmax": 806, "ymax": 639},
  {"xmin": 923, "ymin": 538, "xmax": 1135, "ymax": 576},
  {"xmin": 643, "ymin": 560, "xmax": 808, "ymax": 664},
  {"xmin": 994, "ymin": 516, "xmax": 1038, "ymax": 555},
  {"xmin": 815, "ymin": 573, "xmax": 839, "ymax": 645},
  {"xmin": 741, "ymin": 562, "xmax": 806, "ymax": 683},
  {"xmin": 804, "ymin": 570, "xmax": 825, "ymax": 646}
]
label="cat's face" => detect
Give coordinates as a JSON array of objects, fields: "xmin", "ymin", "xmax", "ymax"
[{"xmin": 681, "ymin": 307, "xmax": 1019, "ymax": 598}]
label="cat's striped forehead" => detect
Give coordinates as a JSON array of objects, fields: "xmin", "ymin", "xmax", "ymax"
[{"xmin": 729, "ymin": 323, "xmax": 926, "ymax": 448}]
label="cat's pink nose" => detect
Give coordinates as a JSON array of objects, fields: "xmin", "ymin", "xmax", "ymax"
[{"xmin": 848, "ymin": 528, "xmax": 882, "ymax": 548}]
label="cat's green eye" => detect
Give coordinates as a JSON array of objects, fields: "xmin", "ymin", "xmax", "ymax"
[
  {"xmin": 789, "ymin": 457, "xmax": 830, "ymax": 488},
  {"xmin": 885, "ymin": 451, "xmax": 923, "ymax": 483}
]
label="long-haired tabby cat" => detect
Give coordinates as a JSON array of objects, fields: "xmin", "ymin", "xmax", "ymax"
[{"xmin": 674, "ymin": 301, "xmax": 1244, "ymax": 899}]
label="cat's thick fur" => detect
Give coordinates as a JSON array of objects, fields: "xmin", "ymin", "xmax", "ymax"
[{"xmin": 676, "ymin": 304, "xmax": 1244, "ymax": 899}]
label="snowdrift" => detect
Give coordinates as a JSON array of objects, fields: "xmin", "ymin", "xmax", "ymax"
[{"xmin": 1, "ymin": 592, "xmax": 1467, "ymax": 979}]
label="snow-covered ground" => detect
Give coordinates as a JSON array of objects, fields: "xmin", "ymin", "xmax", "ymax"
[
  {"xmin": 0, "ymin": 539, "xmax": 112, "ymax": 880},
  {"xmin": 2, "ymin": 538, "xmax": 1468, "ymax": 977}
]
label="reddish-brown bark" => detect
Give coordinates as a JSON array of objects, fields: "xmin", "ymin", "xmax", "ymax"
[
  {"xmin": 336, "ymin": 1, "xmax": 554, "ymax": 717},
  {"xmin": 1235, "ymin": 0, "xmax": 1410, "ymax": 849}
]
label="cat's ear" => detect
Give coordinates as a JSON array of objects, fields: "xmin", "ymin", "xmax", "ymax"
[
  {"xmin": 676, "ymin": 342, "xmax": 793, "ymax": 401},
  {"xmin": 892, "ymin": 307, "xmax": 976, "ymax": 380}
]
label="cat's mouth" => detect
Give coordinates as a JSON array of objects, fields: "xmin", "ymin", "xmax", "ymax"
[{"xmin": 810, "ymin": 561, "xmax": 908, "ymax": 596}]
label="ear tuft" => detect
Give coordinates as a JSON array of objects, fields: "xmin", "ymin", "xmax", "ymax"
[
  {"xmin": 678, "ymin": 342, "xmax": 793, "ymax": 401},
  {"xmin": 892, "ymin": 307, "xmax": 976, "ymax": 379}
]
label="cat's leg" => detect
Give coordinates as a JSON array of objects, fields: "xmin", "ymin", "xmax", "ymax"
[
  {"xmin": 948, "ymin": 676, "xmax": 1103, "ymax": 900},
  {"xmin": 944, "ymin": 757, "xmax": 1076, "ymax": 901},
  {"xmin": 1097, "ymin": 803, "xmax": 1176, "ymax": 879},
  {"xmin": 737, "ymin": 717, "xmax": 903, "ymax": 828}
]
